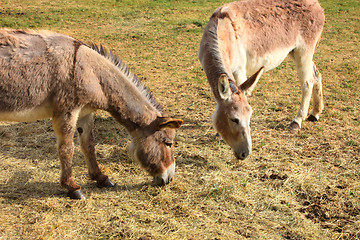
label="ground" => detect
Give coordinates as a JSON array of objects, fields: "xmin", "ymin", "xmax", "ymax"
[{"xmin": 0, "ymin": 0, "xmax": 359, "ymax": 239}]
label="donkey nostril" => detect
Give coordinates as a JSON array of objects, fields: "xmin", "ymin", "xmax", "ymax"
[
  {"xmin": 162, "ymin": 179, "xmax": 166, "ymax": 186},
  {"xmin": 153, "ymin": 176, "xmax": 166, "ymax": 186},
  {"xmin": 235, "ymin": 151, "xmax": 248, "ymax": 160},
  {"xmin": 159, "ymin": 178, "xmax": 166, "ymax": 186}
]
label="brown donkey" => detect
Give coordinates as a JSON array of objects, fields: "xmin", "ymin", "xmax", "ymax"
[
  {"xmin": 0, "ymin": 29, "xmax": 183, "ymax": 199},
  {"xmin": 199, "ymin": 0, "xmax": 324, "ymax": 159}
]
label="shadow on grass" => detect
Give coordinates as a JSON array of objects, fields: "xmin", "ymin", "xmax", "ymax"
[
  {"xmin": 176, "ymin": 152, "xmax": 208, "ymax": 167},
  {"xmin": 179, "ymin": 117, "xmax": 212, "ymax": 130},
  {"xmin": 0, "ymin": 170, "xmax": 63, "ymax": 201},
  {"xmin": 0, "ymin": 119, "xmax": 131, "ymax": 164},
  {"xmin": 0, "ymin": 170, "xmax": 157, "ymax": 200}
]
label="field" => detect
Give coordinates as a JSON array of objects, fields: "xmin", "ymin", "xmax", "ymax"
[{"xmin": 0, "ymin": 0, "xmax": 359, "ymax": 239}]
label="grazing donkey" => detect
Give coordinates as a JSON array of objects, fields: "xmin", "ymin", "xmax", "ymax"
[
  {"xmin": 0, "ymin": 29, "xmax": 183, "ymax": 199},
  {"xmin": 199, "ymin": 0, "xmax": 324, "ymax": 159}
]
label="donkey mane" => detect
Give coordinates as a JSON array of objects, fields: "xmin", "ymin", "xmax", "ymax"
[
  {"xmin": 203, "ymin": 18, "xmax": 238, "ymax": 94},
  {"xmin": 87, "ymin": 43, "xmax": 163, "ymax": 113},
  {"xmin": 205, "ymin": 20, "xmax": 227, "ymax": 75}
]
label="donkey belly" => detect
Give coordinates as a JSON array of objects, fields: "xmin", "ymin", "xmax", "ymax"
[
  {"xmin": 245, "ymin": 47, "xmax": 293, "ymax": 75},
  {"xmin": 0, "ymin": 101, "xmax": 53, "ymax": 122}
]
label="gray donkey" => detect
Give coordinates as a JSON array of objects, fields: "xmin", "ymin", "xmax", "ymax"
[{"xmin": 0, "ymin": 29, "xmax": 183, "ymax": 199}]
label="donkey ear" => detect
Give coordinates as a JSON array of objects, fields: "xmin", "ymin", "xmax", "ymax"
[
  {"xmin": 158, "ymin": 118, "xmax": 183, "ymax": 130},
  {"xmin": 240, "ymin": 67, "xmax": 264, "ymax": 91},
  {"xmin": 218, "ymin": 74, "xmax": 232, "ymax": 101}
]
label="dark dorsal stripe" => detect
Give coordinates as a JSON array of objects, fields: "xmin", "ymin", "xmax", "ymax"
[{"xmin": 71, "ymin": 40, "xmax": 82, "ymax": 81}]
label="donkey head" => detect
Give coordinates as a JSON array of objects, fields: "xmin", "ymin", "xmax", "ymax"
[
  {"xmin": 129, "ymin": 117, "xmax": 183, "ymax": 186},
  {"xmin": 212, "ymin": 67, "xmax": 264, "ymax": 160}
]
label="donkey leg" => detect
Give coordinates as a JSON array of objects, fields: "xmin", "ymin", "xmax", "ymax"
[
  {"xmin": 233, "ymin": 51, "xmax": 258, "ymax": 96},
  {"xmin": 307, "ymin": 63, "xmax": 324, "ymax": 122},
  {"xmin": 53, "ymin": 110, "xmax": 85, "ymax": 199},
  {"xmin": 290, "ymin": 51, "xmax": 315, "ymax": 130},
  {"xmin": 233, "ymin": 69, "xmax": 247, "ymax": 86},
  {"xmin": 235, "ymin": 69, "xmax": 264, "ymax": 96},
  {"xmin": 234, "ymin": 70, "xmax": 253, "ymax": 95},
  {"xmin": 77, "ymin": 113, "xmax": 114, "ymax": 188}
]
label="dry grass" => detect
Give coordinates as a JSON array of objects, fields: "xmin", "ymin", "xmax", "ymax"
[{"xmin": 1, "ymin": 0, "xmax": 359, "ymax": 239}]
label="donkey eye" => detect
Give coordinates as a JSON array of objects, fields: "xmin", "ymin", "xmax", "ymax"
[
  {"xmin": 230, "ymin": 118, "xmax": 240, "ymax": 124},
  {"xmin": 164, "ymin": 141, "xmax": 173, "ymax": 148}
]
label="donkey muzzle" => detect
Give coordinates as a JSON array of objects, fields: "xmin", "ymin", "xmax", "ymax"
[
  {"xmin": 153, "ymin": 162, "xmax": 175, "ymax": 186},
  {"xmin": 234, "ymin": 148, "xmax": 251, "ymax": 160}
]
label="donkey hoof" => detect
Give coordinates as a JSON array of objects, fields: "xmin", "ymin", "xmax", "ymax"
[
  {"xmin": 307, "ymin": 114, "xmax": 318, "ymax": 122},
  {"xmin": 289, "ymin": 121, "xmax": 300, "ymax": 130},
  {"xmin": 67, "ymin": 190, "xmax": 86, "ymax": 200},
  {"xmin": 97, "ymin": 178, "xmax": 115, "ymax": 188}
]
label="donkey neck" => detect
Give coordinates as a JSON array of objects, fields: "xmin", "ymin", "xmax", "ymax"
[
  {"xmin": 107, "ymin": 67, "xmax": 161, "ymax": 131},
  {"xmin": 84, "ymin": 47, "xmax": 162, "ymax": 132}
]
